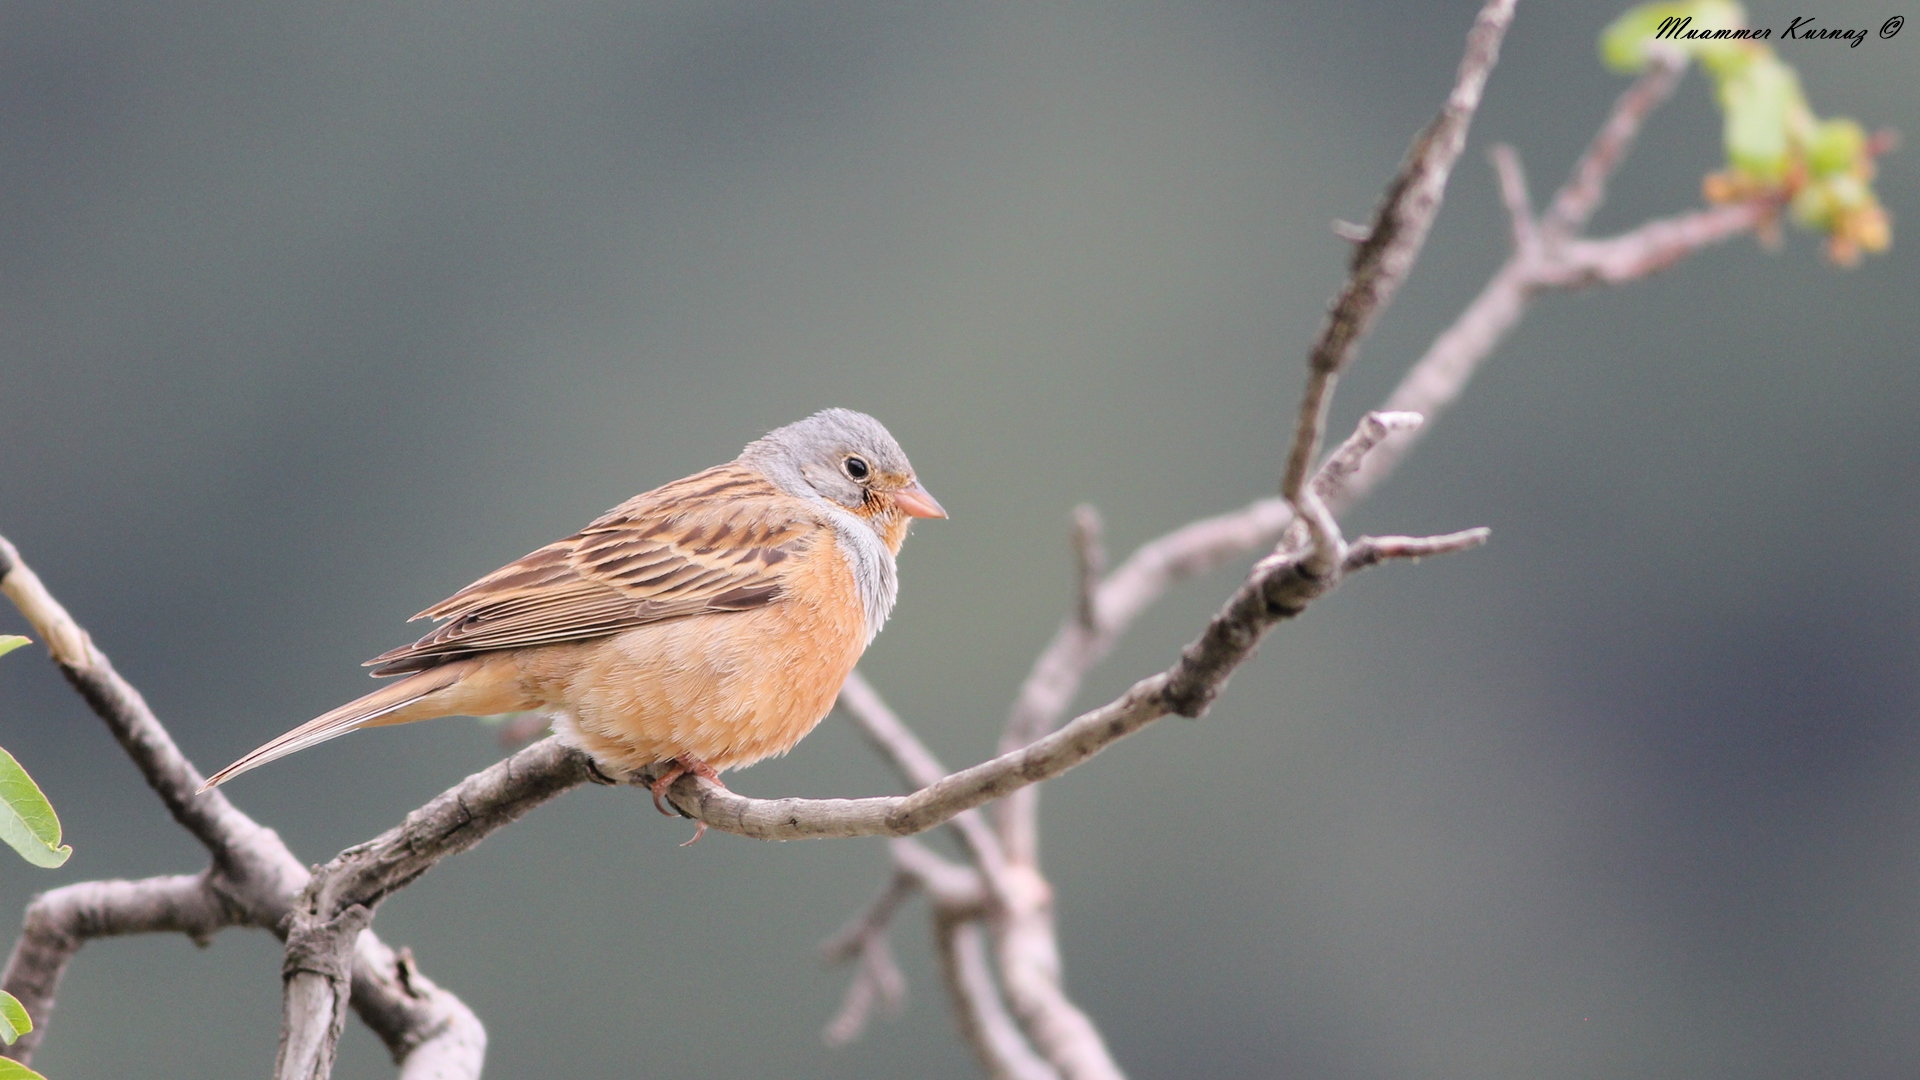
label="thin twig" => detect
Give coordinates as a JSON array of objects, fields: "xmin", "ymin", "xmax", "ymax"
[
  {"xmin": 1344, "ymin": 529, "xmax": 1492, "ymax": 572},
  {"xmin": 992, "ymin": 495, "xmax": 1296, "ymax": 867},
  {"xmin": 1331, "ymin": 61, "xmax": 1770, "ymax": 513},
  {"xmin": 1537, "ymin": 202, "xmax": 1773, "ymax": 288},
  {"xmin": 1489, "ymin": 144, "xmax": 1538, "ymax": 254},
  {"xmin": 821, "ymin": 865, "xmax": 933, "ymax": 1046},
  {"xmin": 1542, "ymin": 55, "xmax": 1685, "ymax": 239},
  {"xmin": 1280, "ymin": 0, "xmax": 1517, "ymax": 501},
  {"xmin": 1071, "ymin": 507, "xmax": 1106, "ymax": 632}
]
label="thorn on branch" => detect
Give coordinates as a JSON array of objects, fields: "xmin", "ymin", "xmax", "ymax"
[{"xmin": 1331, "ymin": 219, "xmax": 1372, "ymax": 242}]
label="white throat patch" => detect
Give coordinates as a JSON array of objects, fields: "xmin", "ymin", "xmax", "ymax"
[{"xmin": 825, "ymin": 509, "xmax": 899, "ymax": 644}]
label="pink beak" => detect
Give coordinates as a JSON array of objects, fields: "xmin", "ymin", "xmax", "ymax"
[{"xmin": 894, "ymin": 481, "xmax": 948, "ymax": 519}]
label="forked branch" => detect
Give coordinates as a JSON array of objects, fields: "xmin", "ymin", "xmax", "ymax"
[{"xmin": 0, "ymin": 537, "xmax": 484, "ymax": 1079}]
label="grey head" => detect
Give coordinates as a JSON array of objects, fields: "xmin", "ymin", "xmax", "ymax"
[{"xmin": 740, "ymin": 408, "xmax": 945, "ymax": 522}]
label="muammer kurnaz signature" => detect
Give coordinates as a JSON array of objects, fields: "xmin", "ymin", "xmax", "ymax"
[{"xmin": 1654, "ymin": 14, "xmax": 1904, "ymax": 47}]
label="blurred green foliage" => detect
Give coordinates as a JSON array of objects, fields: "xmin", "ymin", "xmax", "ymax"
[
  {"xmin": 0, "ymin": 1059, "xmax": 47, "ymax": 1080},
  {"xmin": 0, "ymin": 637, "xmax": 51, "ymax": 1076},
  {"xmin": 1603, "ymin": 0, "xmax": 1892, "ymax": 264},
  {"xmin": 0, "ymin": 640, "xmax": 67, "ymax": 870}
]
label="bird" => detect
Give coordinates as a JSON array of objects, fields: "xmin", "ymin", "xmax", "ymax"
[{"xmin": 200, "ymin": 408, "xmax": 945, "ymax": 814}]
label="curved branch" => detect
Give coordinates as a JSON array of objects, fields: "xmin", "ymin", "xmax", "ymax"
[
  {"xmin": 276, "ymin": 739, "xmax": 597, "ymax": 1080},
  {"xmin": 0, "ymin": 536, "xmax": 485, "ymax": 1077},
  {"xmin": 938, "ymin": 915, "xmax": 1062, "ymax": 1080},
  {"xmin": 0, "ymin": 874, "xmax": 232, "ymax": 1062}
]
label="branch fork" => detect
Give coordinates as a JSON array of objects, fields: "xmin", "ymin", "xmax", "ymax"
[{"xmin": 0, "ymin": 4, "xmax": 1790, "ymax": 1078}]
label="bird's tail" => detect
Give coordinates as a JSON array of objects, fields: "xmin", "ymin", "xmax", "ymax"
[{"xmin": 200, "ymin": 660, "xmax": 481, "ymax": 791}]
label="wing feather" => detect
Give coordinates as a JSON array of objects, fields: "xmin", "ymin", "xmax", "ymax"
[{"xmin": 367, "ymin": 463, "xmax": 814, "ymax": 675}]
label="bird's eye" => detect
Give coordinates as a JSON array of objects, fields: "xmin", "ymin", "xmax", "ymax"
[{"xmin": 843, "ymin": 456, "xmax": 871, "ymax": 481}]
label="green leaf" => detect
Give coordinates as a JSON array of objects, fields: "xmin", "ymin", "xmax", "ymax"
[
  {"xmin": 0, "ymin": 749, "xmax": 69, "ymax": 869},
  {"xmin": 1718, "ymin": 53, "xmax": 1799, "ymax": 179},
  {"xmin": 0, "ymin": 1057, "xmax": 48, "ymax": 1080},
  {"xmin": 0, "ymin": 992, "xmax": 31, "ymax": 1045},
  {"xmin": 0, "ymin": 637, "xmax": 28, "ymax": 661},
  {"xmin": 1600, "ymin": 0, "xmax": 1749, "ymax": 72},
  {"xmin": 1600, "ymin": 2, "xmax": 1685, "ymax": 72},
  {"xmin": 1807, "ymin": 118, "xmax": 1865, "ymax": 177}
]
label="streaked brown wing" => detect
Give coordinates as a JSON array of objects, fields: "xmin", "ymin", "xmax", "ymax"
[{"xmin": 366, "ymin": 463, "xmax": 814, "ymax": 675}]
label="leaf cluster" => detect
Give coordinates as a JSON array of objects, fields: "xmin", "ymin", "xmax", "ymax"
[
  {"xmin": 1603, "ymin": 0, "xmax": 1892, "ymax": 264},
  {"xmin": 0, "ymin": 636, "xmax": 52, "ymax": 1080}
]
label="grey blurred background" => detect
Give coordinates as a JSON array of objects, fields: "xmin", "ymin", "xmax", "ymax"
[{"xmin": 2, "ymin": 1, "xmax": 1916, "ymax": 1077}]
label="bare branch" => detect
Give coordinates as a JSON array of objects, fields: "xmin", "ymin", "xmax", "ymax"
[
  {"xmin": 1001, "ymin": 496, "xmax": 1297, "ymax": 755},
  {"xmin": 0, "ymin": 535, "xmax": 485, "ymax": 1078},
  {"xmin": 1327, "ymin": 63, "xmax": 1771, "ymax": 513},
  {"xmin": 0, "ymin": 874, "xmax": 232, "ymax": 1062},
  {"xmin": 891, "ymin": 838, "xmax": 991, "ymax": 912},
  {"xmin": 645, "ymin": 498, "xmax": 1486, "ymax": 844},
  {"xmin": 1542, "ymin": 56, "xmax": 1685, "ymax": 239},
  {"xmin": 0, "ymin": 536, "xmax": 304, "ymax": 909},
  {"xmin": 994, "ymin": 496, "xmax": 1296, "ymax": 865},
  {"xmin": 1316, "ymin": 412, "xmax": 1425, "ymax": 503},
  {"xmin": 838, "ymin": 672, "xmax": 1011, "ymax": 876},
  {"xmin": 1344, "ymin": 529, "xmax": 1493, "ymax": 572},
  {"xmin": 1329, "ymin": 219, "xmax": 1371, "ymax": 243},
  {"xmin": 989, "ymin": 863, "xmax": 1119, "ymax": 1080},
  {"xmin": 1538, "ymin": 202, "xmax": 1774, "ymax": 288},
  {"xmin": 821, "ymin": 874, "xmax": 910, "ymax": 1048},
  {"xmin": 1070, "ymin": 507, "xmax": 1106, "ymax": 632},
  {"xmin": 1489, "ymin": 144, "xmax": 1538, "ymax": 253},
  {"xmin": 352, "ymin": 935, "xmax": 487, "ymax": 1080},
  {"xmin": 938, "ymin": 915, "xmax": 1061, "ymax": 1080},
  {"xmin": 1280, "ymin": 0, "xmax": 1517, "ymax": 501},
  {"xmin": 822, "ymin": 840, "xmax": 987, "ymax": 1046},
  {"xmin": 277, "ymin": 738, "xmax": 597, "ymax": 1079}
]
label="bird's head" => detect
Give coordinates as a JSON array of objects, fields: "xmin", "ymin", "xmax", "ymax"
[{"xmin": 745, "ymin": 408, "xmax": 945, "ymax": 551}]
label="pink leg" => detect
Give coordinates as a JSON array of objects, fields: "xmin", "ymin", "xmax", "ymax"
[{"xmin": 649, "ymin": 754, "xmax": 724, "ymax": 816}]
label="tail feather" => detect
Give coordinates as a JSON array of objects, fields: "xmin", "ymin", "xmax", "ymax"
[{"xmin": 199, "ymin": 662, "xmax": 475, "ymax": 791}]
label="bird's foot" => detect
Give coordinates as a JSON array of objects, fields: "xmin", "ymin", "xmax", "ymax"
[{"xmin": 649, "ymin": 755, "xmax": 723, "ymax": 817}]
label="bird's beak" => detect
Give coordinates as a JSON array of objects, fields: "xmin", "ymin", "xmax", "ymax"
[{"xmin": 894, "ymin": 481, "xmax": 948, "ymax": 519}]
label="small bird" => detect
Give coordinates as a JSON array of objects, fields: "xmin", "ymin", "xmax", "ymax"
[{"xmin": 201, "ymin": 408, "xmax": 945, "ymax": 811}]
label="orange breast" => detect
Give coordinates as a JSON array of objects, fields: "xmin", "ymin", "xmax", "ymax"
[{"xmin": 516, "ymin": 530, "xmax": 869, "ymax": 774}]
